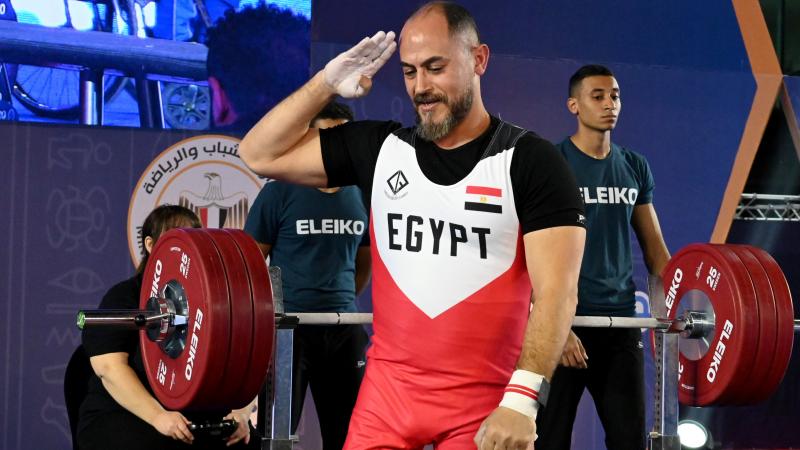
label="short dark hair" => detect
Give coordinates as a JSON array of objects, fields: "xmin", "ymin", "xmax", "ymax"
[
  {"xmin": 568, "ymin": 65, "xmax": 615, "ymax": 97},
  {"xmin": 410, "ymin": 2, "xmax": 480, "ymax": 46},
  {"xmin": 206, "ymin": 5, "xmax": 310, "ymax": 125},
  {"xmin": 311, "ymin": 102, "xmax": 354, "ymax": 126},
  {"xmin": 137, "ymin": 204, "xmax": 201, "ymax": 274}
]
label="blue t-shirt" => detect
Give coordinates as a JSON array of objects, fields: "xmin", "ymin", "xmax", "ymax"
[
  {"xmin": 244, "ymin": 182, "xmax": 369, "ymax": 313},
  {"xmin": 558, "ymin": 138, "xmax": 654, "ymax": 317}
]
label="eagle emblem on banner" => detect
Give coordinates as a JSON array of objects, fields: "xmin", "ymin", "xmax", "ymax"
[{"xmin": 178, "ymin": 172, "xmax": 249, "ymax": 229}]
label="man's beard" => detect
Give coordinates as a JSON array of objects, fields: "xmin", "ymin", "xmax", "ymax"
[{"xmin": 414, "ymin": 86, "xmax": 473, "ymax": 141}]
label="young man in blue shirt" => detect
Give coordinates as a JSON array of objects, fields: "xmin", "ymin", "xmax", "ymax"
[{"xmin": 535, "ymin": 65, "xmax": 671, "ymax": 450}]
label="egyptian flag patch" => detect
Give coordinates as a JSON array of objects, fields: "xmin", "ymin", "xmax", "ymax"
[{"xmin": 464, "ymin": 185, "xmax": 503, "ymax": 213}]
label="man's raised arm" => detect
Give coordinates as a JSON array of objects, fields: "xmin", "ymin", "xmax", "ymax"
[{"xmin": 239, "ymin": 31, "xmax": 396, "ymax": 186}]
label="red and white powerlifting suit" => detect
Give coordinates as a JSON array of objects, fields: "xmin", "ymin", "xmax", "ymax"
[{"xmin": 345, "ymin": 125, "xmax": 532, "ymax": 449}]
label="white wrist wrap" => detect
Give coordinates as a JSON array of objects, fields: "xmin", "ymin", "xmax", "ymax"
[{"xmin": 499, "ymin": 370, "xmax": 545, "ymax": 419}]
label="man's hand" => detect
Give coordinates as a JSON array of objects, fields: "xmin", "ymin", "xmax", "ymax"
[
  {"xmin": 323, "ymin": 30, "xmax": 397, "ymax": 98},
  {"xmin": 474, "ymin": 407, "xmax": 536, "ymax": 450},
  {"xmin": 225, "ymin": 410, "xmax": 252, "ymax": 447},
  {"xmin": 152, "ymin": 410, "xmax": 193, "ymax": 444},
  {"xmin": 560, "ymin": 330, "xmax": 588, "ymax": 369}
]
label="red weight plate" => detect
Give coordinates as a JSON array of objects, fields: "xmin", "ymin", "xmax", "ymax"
[
  {"xmin": 225, "ymin": 229, "xmax": 275, "ymax": 406},
  {"xmin": 140, "ymin": 228, "xmax": 231, "ymax": 411},
  {"xmin": 693, "ymin": 245, "xmax": 760, "ymax": 406},
  {"xmin": 660, "ymin": 243, "xmax": 758, "ymax": 406},
  {"xmin": 712, "ymin": 245, "xmax": 766, "ymax": 405},
  {"xmin": 742, "ymin": 245, "xmax": 794, "ymax": 402},
  {"xmin": 204, "ymin": 229, "xmax": 255, "ymax": 409},
  {"xmin": 725, "ymin": 245, "xmax": 777, "ymax": 404},
  {"xmin": 180, "ymin": 229, "xmax": 237, "ymax": 411}
]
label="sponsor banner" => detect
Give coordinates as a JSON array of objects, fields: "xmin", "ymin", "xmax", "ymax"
[{"xmin": 128, "ymin": 135, "xmax": 267, "ymax": 266}]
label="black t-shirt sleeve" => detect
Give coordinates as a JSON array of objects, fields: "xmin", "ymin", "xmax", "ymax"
[
  {"xmin": 82, "ymin": 277, "xmax": 141, "ymax": 358},
  {"xmin": 319, "ymin": 120, "xmax": 403, "ymax": 190},
  {"xmin": 511, "ymin": 134, "xmax": 586, "ymax": 234}
]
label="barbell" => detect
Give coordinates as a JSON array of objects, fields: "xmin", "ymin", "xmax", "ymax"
[{"xmin": 76, "ymin": 228, "xmax": 797, "ymax": 411}]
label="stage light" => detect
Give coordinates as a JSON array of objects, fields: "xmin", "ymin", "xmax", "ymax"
[{"xmin": 678, "ymin": 419, "xmax": 710, "ymax": 449}]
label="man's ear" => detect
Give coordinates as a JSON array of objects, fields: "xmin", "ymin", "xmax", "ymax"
[
  {"xmin": 473, "ymin": 43, "xmax": 489, "ymax": 76},
  {"xmin": 209, "ymin": 76, "xmax": 239, "ymax": 127},
  {"xmin": 567, "ymin": 97, "xmax": 579, "ymax": 115}
]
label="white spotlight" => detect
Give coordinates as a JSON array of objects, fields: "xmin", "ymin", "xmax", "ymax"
[{"xmin": 678, "ymin": 419, "xmax": 709, "ymax": 449}]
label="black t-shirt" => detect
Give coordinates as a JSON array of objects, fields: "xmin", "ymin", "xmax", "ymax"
[
  {"xmin": 79, "ymin": 275, "xmax": 151, "ymax": 431},
  {"xmin": 319, "ymin": 116, "xmax": 585, "ymax": 234},
  {"xmin": 79, "ymin": 274, "xmax": 224, "ymax": 432}
]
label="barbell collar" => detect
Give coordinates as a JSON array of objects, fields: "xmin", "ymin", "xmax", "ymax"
[
  {"xmin": 679, "ymin": 311, "xmax": 715, "ymax": 339},
  {"xmin": 274, "ymin": 314, "xmax": 300, "ymax": 328}
]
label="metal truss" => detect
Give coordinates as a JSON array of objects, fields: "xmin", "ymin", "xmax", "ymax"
[{"xmin": 736, "ymin": 193, "xmax": 800, "ymax": 221}]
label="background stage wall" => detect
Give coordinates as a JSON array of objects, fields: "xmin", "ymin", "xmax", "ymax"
[{"xmin": 2, "ymin": 1, "xmax": 800, "ymax": 449}]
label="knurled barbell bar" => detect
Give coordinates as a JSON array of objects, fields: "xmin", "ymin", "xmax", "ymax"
[{"xmin": 76, "ymin": 228, "xmax": 797, "ymax": 411}]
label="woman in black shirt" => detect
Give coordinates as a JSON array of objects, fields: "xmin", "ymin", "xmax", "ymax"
[{"xmin": 77, "ymin": 205, "xmax": 258, "ymax": 450}]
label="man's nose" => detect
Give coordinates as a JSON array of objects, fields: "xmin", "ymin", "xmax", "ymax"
[{"xmin": 415, "ymin": 71, "xmax": 432, "ymax": 94}]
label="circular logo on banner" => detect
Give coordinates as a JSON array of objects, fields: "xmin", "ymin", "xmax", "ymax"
[{"xmin": 128, "ymin": 135, "xmax": 267, "ymax": 266}]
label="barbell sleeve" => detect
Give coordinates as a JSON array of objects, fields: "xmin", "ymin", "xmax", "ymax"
[{"xmin": 76, "ymin": 309, "xmax": 177, "ymax": 330}]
